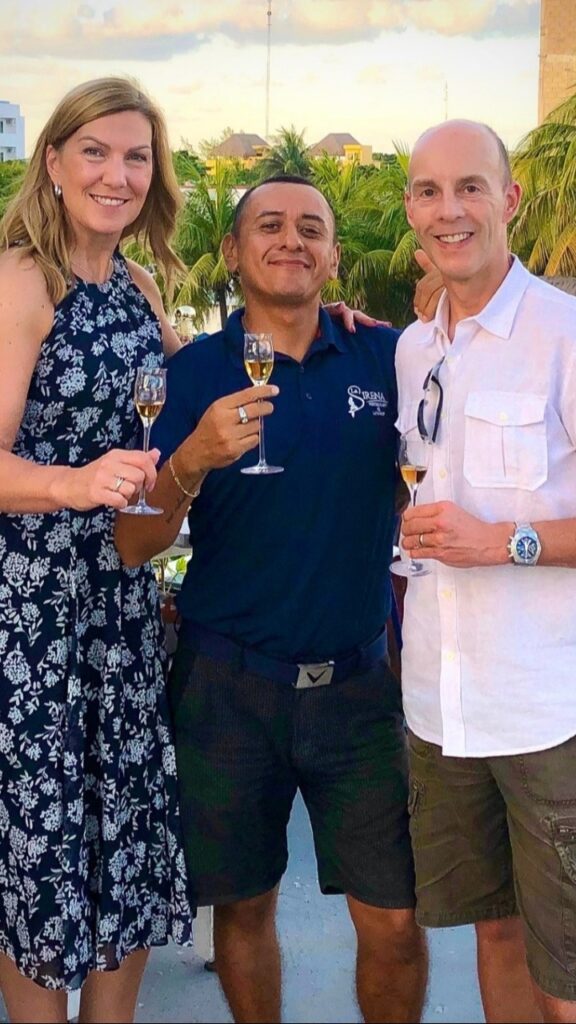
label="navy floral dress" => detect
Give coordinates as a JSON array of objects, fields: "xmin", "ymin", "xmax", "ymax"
[{"xmin": 0, "ymin": 254, "xmax": 193, "ymax": 990}]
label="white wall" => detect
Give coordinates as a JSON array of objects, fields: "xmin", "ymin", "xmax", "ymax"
[{"xmin": 0, "ymin": 100, "xmax": 25, "ymax": 160}]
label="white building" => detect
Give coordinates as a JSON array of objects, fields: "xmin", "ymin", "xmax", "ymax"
[{"xmin": 0, "ymin": 101, "xmax": 25, "ymax": 161}]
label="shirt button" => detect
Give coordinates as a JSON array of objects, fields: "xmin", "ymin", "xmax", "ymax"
[
  {"xmin": 441, "ymin": 589, "xmax": 453, "ymax": 599},
  {"xmin": 439, "ymin": 468, "xmax": 447, "ymax": 479},
  {"xmin": 299, "ymin": 365, "xmax": 305, "ymax": 374},
  {"xmin": 499, "ymin": 412, "xmax": 508, "ymax": 423},
  {"xmin": 305, "ymin": 392, "xmax": 312, "ymax": 400},
  {"xmin": 445, "ymin": 650, "xmax": 456, "ymax": 662}
]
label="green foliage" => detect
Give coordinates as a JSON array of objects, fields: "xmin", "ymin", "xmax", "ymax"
[
  {"xmin": 510, "ymin": 92, "xmax": 576, "ymax": 276},
  {"xmin": 0, "ymin": 160, "xmax": 26, "ymax": 218},
  {"xmin": 311, "ymin": 148, "xmax": 416, "ymax": 325},
  {"xmin": 214, "ymin": 158, "xmax": 261, "ymax": 187},
  {"xmin": 256, "ymin": 125, "xmax": 312, "ymax": 181},
  {"xmin": 172, "ymin": 148, "xmax": 205, "ymax": 184},
  {"xmin": 172, "ymin": 161, "xmax": 240, "ymax": 327}
]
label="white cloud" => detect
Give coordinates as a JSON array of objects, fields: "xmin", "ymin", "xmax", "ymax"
[
  {"xmin": 1, "ymin": 0, "xmax": 539, "ymax": 59},
  {"xmin": 3, "ymin": 4, "xmax": 540, "ymax": 158}
]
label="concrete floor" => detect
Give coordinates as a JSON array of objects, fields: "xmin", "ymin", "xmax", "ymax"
[{"xmin": 0, "ymin": 794, "xmax": 484, "ymax": 1024}]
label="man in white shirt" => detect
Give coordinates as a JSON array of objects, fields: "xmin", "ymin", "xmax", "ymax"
[{"xmin": 396, "ymin": 119, "xmax": 576, "ymax": 1024}]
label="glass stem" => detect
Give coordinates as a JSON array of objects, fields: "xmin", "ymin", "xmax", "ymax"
[
  {"xmin": 409, "ymin": 487, "xmax": 419, "ymax": 569},
  {"xmin": 256, "ymin": 388, "xmax": 267, "ymax": 467},
  {"xmin": 137, "ymin": 422, "xmax": 151, "ymax": 506}
]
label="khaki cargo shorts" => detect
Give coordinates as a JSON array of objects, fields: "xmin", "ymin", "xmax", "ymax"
[{"xmin": 408, "ymin": 730, "xmax": 576, "ymax": 1001}]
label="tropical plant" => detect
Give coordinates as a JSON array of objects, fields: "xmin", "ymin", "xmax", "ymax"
[
  {"xmin": 311, "ymin": 149, "xmax": 417, "ymax": 325},
  {"xmin": 0, "ymin": 160, "xmax": 26, "ymax": 218},
  {"xmin": 257, "ymin": 125, "xmax": 311, "ymax": 180},
  {"xmin": 172, "ymin": 147, "xmax": 205, "ymax": 184},
  {"xmin": 510, "ymin": 91, "xmax": 576, "ymax": 276},
  {"xmin": 172, "ymin": 161, "xmax": 239, "ymax": 327}
]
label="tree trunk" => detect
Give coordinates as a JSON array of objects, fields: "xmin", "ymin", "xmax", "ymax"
[{"xmin": 218, "ymin": 287, "xmax": 228, "ymax": 329}]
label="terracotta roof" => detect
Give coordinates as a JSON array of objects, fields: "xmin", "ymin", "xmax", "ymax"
[
  {"xmin": 210, "ymin": 133, "xmax": 268, "ymax": 158},
  {"xmin": 544, "ymin": 275, "xmax": 576, "ymax": 296},
  {"xmin": 308, "ymin": 133, "xmax": 360, "ymax": 157}
]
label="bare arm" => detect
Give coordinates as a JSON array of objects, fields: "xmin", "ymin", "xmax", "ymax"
[
  {"xmin": 323, "ymin": 250, "xmax": 444, "ymax": 331},
  {"xmin": 126, "ymin": 259, "xmax": 182, "ymax": 357},
  {"xmin": 115, "ymin": 383, "xmax": 279, "ymax": 566},
  {"xmin": 402, "ymin": 500, "xmax": 576, "ymax": 568},
  {"xmin": 0, "ymin": 251, "xmax": 159, "ymax": 513}
]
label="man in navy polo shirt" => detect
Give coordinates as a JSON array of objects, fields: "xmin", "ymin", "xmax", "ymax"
[{"xmin": 116, "ymin": 176, "xmax": 427, "ymax": 1024}]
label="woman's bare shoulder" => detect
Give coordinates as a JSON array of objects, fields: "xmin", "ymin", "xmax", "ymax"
[
  {"xmin": 0, "ymin": 249, "xmax": 54, "ymax": 333},
  {"xmin": 0, "ymin": 247, "xmax": 50, "ymax": 291}
]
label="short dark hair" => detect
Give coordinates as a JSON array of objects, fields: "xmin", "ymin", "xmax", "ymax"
[{"xmin": 231, "ymin": 174, "xmax": 337, "ymax": 238}]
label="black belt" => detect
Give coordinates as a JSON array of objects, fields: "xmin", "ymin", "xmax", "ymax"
[{"xmin": 178, "ymin": 620, "xmax": 387, "ymax": 689}]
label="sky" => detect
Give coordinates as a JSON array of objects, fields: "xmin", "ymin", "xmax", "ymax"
[{"xmin": 3, "ymin": 0, "xmax": 541, "ymax": 157}]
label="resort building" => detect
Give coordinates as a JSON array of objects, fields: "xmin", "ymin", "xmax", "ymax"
[
  {"xmin": 0, "ymin": 100, "xmax": 25, "ymax": 161},
  {"xmin": 205, "ymin": 133, "xmax": 269, "ymax": 173},
  {"xmin": 308, "ymin": 132, "xmax": 373, "ymax": 165}
]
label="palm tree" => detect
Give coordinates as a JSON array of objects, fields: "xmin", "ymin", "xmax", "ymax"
[
  {"xmin": 172, "ymin": 149, "xmax": 205, "ymax": 185},
  {"xmin": 173, "ymin": 161, "xmax": 239, "ymax": 328},
  {"xmin": 311, "ymin": 151, "xmax": 417, "ymax": 325},
  {"xmin": 379, "ymin": 144, "xmax": 417, "ymax": 277},
  {"xmin": 257, "ymin": 126, "xmax": 311, "ymax": 180},
  {"xmin": 510, "ymin": 92, "xmax": 576, "ymax": 276}
]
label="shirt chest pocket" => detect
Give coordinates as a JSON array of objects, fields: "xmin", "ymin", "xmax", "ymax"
[{"xmin": 463, "ymin": 391, "xmax": 548, "ymax": 491}]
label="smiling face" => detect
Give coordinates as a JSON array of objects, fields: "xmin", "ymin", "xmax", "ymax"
[
  {"xmin": 405, "ymin": 122, "xmax": 521, "ymax": 294},
  {"xmin": 223, "ymin": 181, "xmax": 340, "ymax": 308},
  {"xmin": 46, "ymin": 109, "xmax": 153, "ymax": 247}
]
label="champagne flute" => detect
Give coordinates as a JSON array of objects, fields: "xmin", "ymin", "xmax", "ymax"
[
  {"xmin": 390, "ymin": 433, "xmax": 432, "ymax": 578},
  {"xmin": 241, "ymin": 333, "xmax": 283, "ymax": 475},
  {"xmin": 120, "ymin": 366, "xmax": 167, "ymax": 515}
]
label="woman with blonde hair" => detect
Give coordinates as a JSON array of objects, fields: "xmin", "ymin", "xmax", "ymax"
[{"xmin": 0, "ymin": 77, "xmax": 193, "ymax": 1023}]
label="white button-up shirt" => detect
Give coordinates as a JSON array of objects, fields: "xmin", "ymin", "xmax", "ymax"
[{"xmin": 396, "ymin": 257, "xmax": 576, "ymax": 756}]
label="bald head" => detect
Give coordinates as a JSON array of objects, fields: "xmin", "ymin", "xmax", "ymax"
[
  {"xmin": 404, "ymin": 118, "xmax": 521, "ymax": 296},
  {"xmin": 409, "ymin": 120, "xmax": 512, "ymax": 190}
]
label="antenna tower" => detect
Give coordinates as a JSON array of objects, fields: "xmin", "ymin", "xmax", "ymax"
[{"xmin": 265, "ymin": 0, "xmax": 272, "ymax": 139}]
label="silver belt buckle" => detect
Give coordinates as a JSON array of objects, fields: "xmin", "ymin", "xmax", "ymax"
[{"xmin": 294, "ymin": 661, "xmax": 335, "ymax": 689}]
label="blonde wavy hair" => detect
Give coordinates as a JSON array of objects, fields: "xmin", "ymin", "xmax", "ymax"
[{"xmin": 1, "ymin": 76, "xmax": 184, "ymax": 305}]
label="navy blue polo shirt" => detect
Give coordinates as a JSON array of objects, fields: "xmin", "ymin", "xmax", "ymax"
[{"xmin": 152, "ymin": 308, "xmax": 399, "ymax": 663}]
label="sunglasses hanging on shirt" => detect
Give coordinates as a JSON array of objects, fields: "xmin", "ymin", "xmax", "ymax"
[{"xmin": 417, "ymin": 356, "xmax": 445, "ymax": 443}]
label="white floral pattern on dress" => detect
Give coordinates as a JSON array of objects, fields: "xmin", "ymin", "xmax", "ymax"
[{"xmin": 0, "ymin": 254, "xmax": 193, "ymax": 991}]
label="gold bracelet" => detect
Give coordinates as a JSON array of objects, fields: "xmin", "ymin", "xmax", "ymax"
[{"xmin": 168, "ymin": 453, "xmax": 202, "ymax": 499}]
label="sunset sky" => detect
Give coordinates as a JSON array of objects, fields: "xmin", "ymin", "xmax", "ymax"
[{"xmin": 3, "ymin": 0, "xmax": 541, "ymax": 156}]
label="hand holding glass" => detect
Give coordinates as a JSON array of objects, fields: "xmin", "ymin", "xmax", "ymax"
[
  {"xmin": 390, "ymin": 433, "xmax": 432, "ymax": 578},
  {"xmin": 241, "ymin": 333, "xmax": 283, "ymax": 475},
  {"xmin": 120, "ymin": 366, "xmax": 166, "ymax": 515}
]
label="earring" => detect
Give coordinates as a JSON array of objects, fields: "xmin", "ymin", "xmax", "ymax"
[{"xmin": 53, "ymin": 183, "xmax": 62, "ymax": 198}]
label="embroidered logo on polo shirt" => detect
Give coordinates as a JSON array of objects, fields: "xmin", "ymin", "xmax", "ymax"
[{"xmin": 347, "ymin": 385, "xmax": 389, "ymax": 418}]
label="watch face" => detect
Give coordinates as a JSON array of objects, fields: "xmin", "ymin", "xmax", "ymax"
[{"xmin": 517, "ymin": 536, "xmax": 538, "ymax": 561}]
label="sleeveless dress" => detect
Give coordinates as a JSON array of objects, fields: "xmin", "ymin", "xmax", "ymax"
[{"xmin": 0, "ymin": 254, "xmax": 193, "ymax": 990}]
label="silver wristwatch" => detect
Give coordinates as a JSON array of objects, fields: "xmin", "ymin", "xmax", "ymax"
[{"xmin": 507, "ymin": 522, "xmax": 542, "ymax": 566}]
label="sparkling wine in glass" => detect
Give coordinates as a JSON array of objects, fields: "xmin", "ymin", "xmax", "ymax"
[
  {"xmin": 120, "ymin": 366, "xmax": 166, "ymax": 515},
  {"xmin": 241, "ymin": 333, "xmax": 283, "ymax": 476},
  {"xmin": 390, "ymin": 433, "xmax": 432, "ymax": 578}
]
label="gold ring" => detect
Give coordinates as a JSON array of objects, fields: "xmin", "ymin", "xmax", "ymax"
[{"xmin": 113, "ymin": 475, "xmax": 125, "ymax": 492}]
